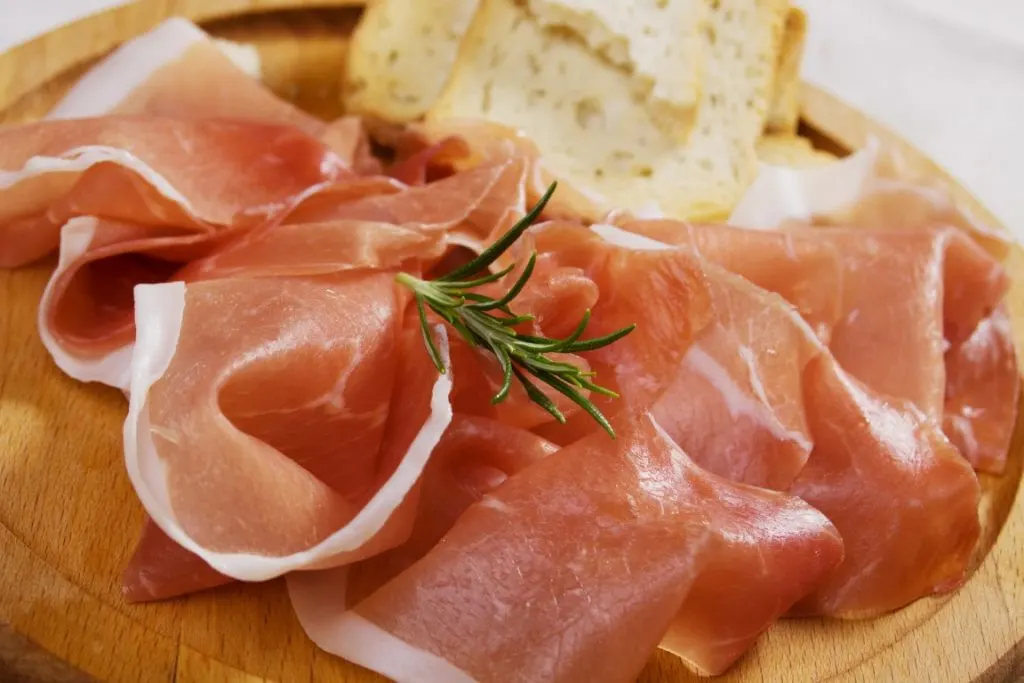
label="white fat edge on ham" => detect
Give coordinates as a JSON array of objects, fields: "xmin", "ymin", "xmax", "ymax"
[
  {"xmin": 728, "ymin": 138, "xmax": 880, "ymax": 230},
  {"xmin": 0, "ymin": 144, "xmax": 196, "ymax": 213},
  {"xmin": 589, "ymin": 222, "xmax": 674, "ymax": 251},
  {"xmin": 123, "ymin": 282, "xmax": 454, "ymax": 581},
  {"xmin": 683, "ymin": 345, "xmax": 814, "ymax": 452},
  {"xmin": 590, "ymin": 222, "xmax": 820, "ymax": 451},
  {"xmin": 287, "ymin": 567, "xmax": 479, "ymax": 683},
  {"xmin": 46, "ymin": 18, "xmax": 262, "ymax": 120},
  {"xmin": 37, "ymin": 217, "xmax": 134, "ymax": 390}
]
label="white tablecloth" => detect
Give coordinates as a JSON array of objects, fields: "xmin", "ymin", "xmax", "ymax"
[{"xmin": 3, "ymin": 0, "xmax": 1023, "ymax": 238}]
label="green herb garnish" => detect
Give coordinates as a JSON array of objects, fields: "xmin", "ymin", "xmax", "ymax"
[{"xmin": 396, "ymin": 182, "xmax": 635, "ymax": 437}]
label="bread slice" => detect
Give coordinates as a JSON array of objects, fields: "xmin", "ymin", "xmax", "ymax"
[
  {"xmin": 526, "ymin": 0, "xmax": 707, "ymax": 140},
  {"xmin": 765, "ymin": 5, "xmax": 806, "ymax": 134},
  {"xmin": 756, "ymin": 135, "xmax": 837, "ymax": 167},
  {"xmin": 342, "ymin": 0, "xmax": 480, "ymax": 122},
  {"xmin": 429, "ymin": 0, "xmax": 789, "ymax": 220}
]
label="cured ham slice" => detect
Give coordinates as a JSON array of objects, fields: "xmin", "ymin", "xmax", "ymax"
[
  {"xmin": 387, "ymin": 136, "xmax": 471, "ymax": 186},
  {"xmin": 674, "ymin": 260, "xmax": 980, "ymax": 617},
  {"xmin": 534, "ymin": 222, "xmax": 981, "ymax": 618},
  {"xmin": 288, "ymin": 412, "xmax": 842, "ymax": 682},
  {"xmin": 123, "ymin": 275, "xmax": 453, "ymax": 580},
  {"xmin": 613, "ymin": 219, "xmax": 844, "ymax": 342},
  {"xmin": 619, "ymin": 216, "xmax": 1019, "ymax": 474},
  {"xmin": 38, "ymin": 217, "xmax": 233, "ymax": 388},
  {"xmin": 729, "ymin": 140, "xmax": 1020, "ymax": 473},
  {"xmin": 41, "ymin": 216, "xmax": 448, "ymax": 389},
  {"xmin": 944, "ymin": 305, "xmax": 1021, "ymax": 473},
  {"xmin": 123, "ymin": 519, "xmax": 231, "ymax": 602},
  {"xmin": 285, "ymin": 155, "xmax": 529, "ymax": 260},
  {"xmin": 531, "ymin": 222, "xmax": 714, "ymax": 409},
  {"xmin": 46, "ymin": 18, "xmax": 321, "ymax": 135},
  {"xmin": 179, "ymin": 220, "xmax": 448, "ymax": 281},
  {"xmin": 812, "ymin": 225, "xmax": 1019, "ymax": 475},
  {"xmin": 0, "ymin": 116, "xmax": 347, "ymax": 267},
  {"xmin": 788, "ymin": 355, "xmax": 980, "ymax": 616},
  {"xmin": 123, "ymin": 415, "xmax": 554, "ymax": 603},
  {"xmin": 823, "ymin": 226, "xmax": 1009, "ymax": 420},
  {"xmin": 342, "ymin": 415, "xmax": 559, "ymax": 606},
  {"xmin": 46, "ymin": 18, "xmax": 379, "ymax": 169}
]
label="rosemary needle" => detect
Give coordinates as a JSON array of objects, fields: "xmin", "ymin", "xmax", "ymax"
[{"xmin": 395, "ymin": 182, "xmax": 636, "ymax": 438}]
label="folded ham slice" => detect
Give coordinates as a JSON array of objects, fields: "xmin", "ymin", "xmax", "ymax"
[
  {"xmin": 819, "ymin": 226, "xmax": 1017, "ymax": 473},
  {"xmin": 45, "ymin": 18, "xmax": 322, "ymax": 135},
  {"xmin": 413, "ymin": 118, "xmax": 609, "ymax": 222},
  {"xmin": 611, "ymin": 219, "xmax": 844, "ymax": 342},
  {"xmin": 41, "ymin": 215, "xmax": 449, "ymax": 389},
  {"xmin": 289, "ymin": 411, "xmax": 841, "ymax": 682},
  {"xmin": 38, "ymin": 217, "xmax": 234, "ymax": 388},
  {"xmin": 44, "ymin": 17, "xmax": 382, "ymax": 171},
  {"xmin": 944, "ymin": 305, "xmax": 1021, "ymax": 473},
  {"xmin": 179, "ymin": 220, "xmax": 448, "ymax": 281},
  {"xmin": 0, "ymin": 116, "xmax": 347, "ymax": 267},
  {"xmin": 123, "ymin": 275, "xmax": 452, "ymax": 580},
  {"xmin": 822, "ymin": 226, "xmax": 1008, "ymax": 418},
  {"xmin": 342, "ymin": 415, "xmax": 559, "ymax": 607},
  {"xmin": 285, "ymin": 155, "xmax": 529, "ymax": 261},
  {"xmin": 32, "ymin": 148, "xmax": 527, "ymax": 390},
  {"xmin": 789, "ymin": 354, "xmax": 980, "ymax": 616},
  {"xmin": 533, "ymin": 222, "xmax": 980, "ymax": 620},
  {"xmin": 617, "ymin": 216, "xmax": 1019, "ymax": 474},
  {"xmin": 123, "ymin": 414, "xmax": 553, "ymax": 603},
  {"xmin": 729, "ymin": 143, "xmax": 1021, "ymax": 473}
]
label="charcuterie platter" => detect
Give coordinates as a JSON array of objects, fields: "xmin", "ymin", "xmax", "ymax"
[{"xmin": 0, "ymin": 2, "xmax": 1022, "ymax": 682}]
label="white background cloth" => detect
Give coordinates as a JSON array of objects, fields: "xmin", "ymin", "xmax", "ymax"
[{"xmin": 2, "ymin": 0, "xmax": 1023, "ymax": 238}]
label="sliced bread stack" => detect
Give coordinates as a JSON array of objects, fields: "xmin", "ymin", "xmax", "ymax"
[{"xmin": 343, "ymin": 0, "xmax": 825, "ymax": 220}]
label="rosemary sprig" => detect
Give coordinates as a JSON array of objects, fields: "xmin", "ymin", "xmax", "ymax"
[{"xmin": 395, "ymin": 182, "xmax": 635, "ymax": 438}]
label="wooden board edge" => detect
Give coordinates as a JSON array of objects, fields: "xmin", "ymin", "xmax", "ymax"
[
  {"xmin": 801, "ymin": 81, "xmax": 1024, "ymax": 683},
  {"xmin": 0, "ymin": 0, "xmax": 367, "ymax": 114},
  {"xmin": 799, "ymin": 82, "xmax": 1009, "ymax": 233}
]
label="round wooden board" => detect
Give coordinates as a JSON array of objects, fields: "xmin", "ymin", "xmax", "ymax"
[{"xmin": 0, "ymin": 2, "xmax": 1022, "ymax": 682}]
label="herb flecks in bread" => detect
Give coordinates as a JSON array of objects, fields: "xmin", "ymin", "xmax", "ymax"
[
  {"xmin": 526, "ymin": 0, "xmax": 707, "ymax": 141},
  {"xmin": 429, "ymin": 0, "xmax": 789, "ymax": 221},
  {"xmin": 343, "ymin": 0, "xmax": 480, "ymax": 122}
]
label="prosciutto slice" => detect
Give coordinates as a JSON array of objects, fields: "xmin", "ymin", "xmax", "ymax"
[
  {"xmin": 618, "ymin": 217, "xmax": 1019, "ymax": 474},
  {"xmin": 285, "ymin": 155, "xmax": 529, "ymax": 260},
  {"xmin": 0, "ymin": 116, "xmax": 347, "ymax": 267},
  {"xmin": 123, "ymin": 275, "xmax": 452, "ymax": 581},
  {"xmin": 823, "ymin": 226, "xmax": 1008, "ymax": 418},
  {"xmin": 342, "ymin": 415, "xmax": 559, "ymax": 607},
  {"xmin": 612, "ymin": 219, "xmax": 844, "ymax": 342},
  {"xmin": 944, "ymin": 305, "xmax": 1021, "ymax": 473},
  {"xmin": 413, "ymin": 118, "xmax": 609, "ymax": 222},
  {"xmin": 46, "ymin": 18, "xmax": 321, "ymax": 135},
  {"xmin": 533, "ymin": 222, "xmax": 980, "ymax": 619},
  {"xmin": 46, "ymin": 17, "xmax": 378, "ymax": 170},
  {"xmin": 729, "ymin": 143, "xmax": 1021, "ymax": 472},
  {"xmin": 41, "ymin": 216, "xmax": 448, "ymax": 389},
  {"xmin": 38, "ymin": 217, "xmax": 233, "ymax": 388},
  {"xmin": 819, "ymin": 226, "xmax": 1017, "ymax": 472},
  {"xmin": 289, "ymin": 412, "xmax": 841, "ymax": 682},
  {"xmin": 123, "ymin": 414, "xmax": 554, "ymax": 603}
]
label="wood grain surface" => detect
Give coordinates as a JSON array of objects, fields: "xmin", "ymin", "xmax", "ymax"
[{"xmin": 0, "ymin": 2, "xmax": 1021, "ymax": 682}]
